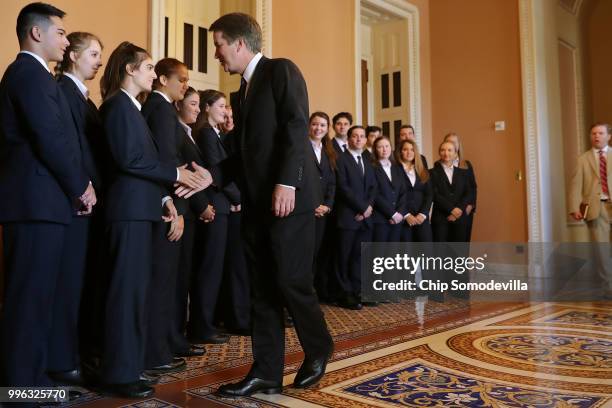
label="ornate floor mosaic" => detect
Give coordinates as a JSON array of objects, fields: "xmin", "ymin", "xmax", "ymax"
[{"xmin": 73, "ymin": 301, "xmax": 611, "ymax": 407}]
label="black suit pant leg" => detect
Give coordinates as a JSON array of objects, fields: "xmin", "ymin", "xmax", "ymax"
[
  {"xmin": 102, "ymin": 221, "xmax": 152, "ymax": 384},
  {"xmin": 313, "ymin": 215, "xmax": 329, "ymax": 300},
  {"xmin": 189, "ymin": 214, "xmax": 228, "ymax": 339},
  {"xmin": 243, "ymin": 212, "xmax": 332, "ymax": 383},
  {"xmin": 145, "ymin": 221, "xmax": 182, "ymax": 368},
  {"xmin": 373, "ymin": 223, "xmax": 401, "ymax": 243},
  {"xmin": 350, "ymin": 226, "xmax": 373, "ymax": 296},
  {"xmin": 1, "ymin": 222, "xmax": 65, "ymax": 387},
  {"xmin": 48, "ymin": 216, "xmax": 90, "ymax": 372},
  {"xmin": 170, "ymin": 218, "xmax": 195, "ymax": 354},
  {"xmin": 222, "ymin": 211, "xmax": 250, "ymax": 330}
]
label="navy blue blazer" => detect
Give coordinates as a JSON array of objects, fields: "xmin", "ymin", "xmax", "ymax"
[
  {"xmin": 100, "ymin": 91, "xmax": 177, "ymax": 222},
  {"xmin": 402, "ymin": 168, "xmax": 433, "ymax": 217},
  {"xmin": 430, "ymin": 162, "xmax": 472, "ymax": 222},
  {"xmin": 57, "ymin": 75, "xmax": 101, "ymax": 190},
  {"xmin": 312, "ymin": 144, "xmax": 335, "ymax": 209},
  {"xmin": 332, "ymin": 138, "xmax": 345, "ymax": 154},
  {"xmin": 335, "ymin": 150, "xmax": 377, "ymax": 230},
  {"xmin": 372, "ymin": 163, "xmax": 406, "ymax": 224},
  {"xmin": 178, "ymin": 126, "xmax": 210, "ymax": 219},
  {"xmin": 0, "ymin": 53, "xmax": 88, "ymax": 224},
  {"xmin": 196, "ymin": 126, "xmax": 240, "ymax": 215}
]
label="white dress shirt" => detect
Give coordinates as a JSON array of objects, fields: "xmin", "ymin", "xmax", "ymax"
[
  {"xmin": 153, "ymin": 89, "xmax": 173, "ymax": 103},
  {"xmin": 242, "ymin": 52, "xmax": 263, "ymax": 96},
  {"xmin": 442, "ymin": 162, "xmax": 454, "ymax": 184},
  {"xmin": 405, "ymin": 167, "xmax": 416, "ymax": 187},
  {"xmin": 63, "ymin": 72, "xmax": 89, "ymax": 98},
  {"xmin": 336, "ymin": 138, "xmax": 348, "ymax": 152},
  {"xmin": 179, "ymin": 120, "xmax": 196, "ymax": 145},
  {"xmin": 380, "ymin": 159, "xmax": 392, "ymax": 181},
  {"xmin": 311, "ymin": 140, "xmax": 322, "ymax": 164}
]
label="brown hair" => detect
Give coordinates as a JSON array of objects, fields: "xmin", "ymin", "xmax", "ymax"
[
  {"xmin": 194, "ymin": 89, "xmax": 226, "ymax": 130},
  {"xmin": 153, "ymin": 57, "xmax": 187, "ymax": 90},
  {"xmin": 210, "ymin": 13, "xmax": 262, "ymax": 53},
  {"xmin": 371, "ymin": 136, "xmax": 395, "ymax": 166},
  {"xmin": 100, "ymin": 41, "xmax": 150, "ymax": 100},
  {"xmin": 175, "ymin": 86, "xmax": 198, "ymax": 112},
  {"xmin": 590, "ymin": 122, "xmax": 611, "ymax": 135},
  {"xmin": 310, "ymin": 111, "xmax": 337, "ymax": 170},
  {"xmin": 396, "ymin": 139, "xmax": 429, "ymax": 183},
  {"xmin": 55, "ymin": 31, "xmax": 103, "ymax": 77}
]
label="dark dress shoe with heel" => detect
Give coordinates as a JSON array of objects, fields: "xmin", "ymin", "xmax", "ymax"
[
  {"xmin": 191, "ymin": 333, "xmax": 230, "ymax": 344},
  {"xmin": 48, "ymin": 368, "xmax": 84, "ymax": 386},
  {"xmin": 294, "ymin": 350, "xmax": 333, "ymax": 388},
  {"xmin": 101, "ymin": 381, "xmax": 155, "ymax": 398},
  {"xmin": 139, "ymin": 372, "xmax": 160, "ymax": 386},
  {"xmin": 144, "ymin": 357, "xmax": 186, "ymax": 375},
  {"xmin": 175, "ymin": 345, "xmax": 206, "ymax": 357},
  {"xmin": 216, "ymin": 377, "xmax": 282, "ymax": 397}
]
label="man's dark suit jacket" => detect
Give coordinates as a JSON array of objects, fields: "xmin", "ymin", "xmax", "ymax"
[
  {"xmin": 100, "ymin": 91, "xmax": 177, "ymax": 222},
  {"xmin": 222, "ymin": 57, "xmax": 317, "ymax": 215},
  {"xmin": 372, "ymin": 163, "xmax": 406, "ymax": 224},
  {"xmin": 57, "ymin": 75, "xmax": 101, "ymax": 190},
  {"xmin": 335, "ymin": 150, "xmax": 378, "ymax": 230},
  {"xmin": 0, "ymin": 53, "xmax": 88, "ymax": 224},
  {"xmin": 312, "ymin": 146, "xmax": 335, "ymax": 209},
  {"xmin": 196, "ymin": 126, "xmax": 241, "ymax": 215},
  {"xmin": 430, "ymin": 162, "xmax": 472, "ymax": 223}
]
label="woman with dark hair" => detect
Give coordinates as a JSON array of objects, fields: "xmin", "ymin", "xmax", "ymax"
[
  {"xmin": 308, "ymin": 111, "xmax": 336, "ymax": 302},
  {"xmin": 98, "ymin": 42, "xmax": 208, "ymax": 398},
  {"xmin": 187, "ymin": 89, "xmax": 237, "ymax": 344},
  {"xmin": 371, "ymin": 136, "xmax": 406, "ymax": 243},
  {"xmin": 140, "ymin": 58, "xmax": 207, "ymax": 375},
  {"xmin": 53, "ymin": 30, "xmax": 104, "ymax": 384},
  {"xmin": 396, "ymin": 139, "xmax": 433, "ymax": 243},
  {"xmin": 444, "ymin": 132, "xmax": 477, "ymax": 242}
]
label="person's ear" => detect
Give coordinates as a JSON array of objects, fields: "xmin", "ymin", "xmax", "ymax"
[
  {"xmin": 69, "ymin": 50, "xmax": 78, "ymax": 64},
  {"xmin": 125, "ymin": 63, "xmax": 135, "ymax": 76},
  {"xmin": 159, "ymin": 74, "xmax": 168, "ymax": 87},
  {"xmin": 31, "ymin": 25, "xmax": 43, "ymax": 42}
]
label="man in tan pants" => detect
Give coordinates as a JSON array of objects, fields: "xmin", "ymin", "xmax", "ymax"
[{"xmin": 569, "ymin": 123, "xmax": 612, "ymax": 299}]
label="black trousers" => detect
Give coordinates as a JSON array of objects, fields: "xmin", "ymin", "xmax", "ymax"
[
  {"xmin": 102, "ymin": 221, "xmax": 152, "ymax": 384},
  {"xmin": 1, "ymin": 222, "xmax": 65, "ymax": 387},
  {"xmin": 189, "ymin": 213, "xmax": 228, "ymax": 339},
  {"xmin": 242, "ymin": 211, "xmax": 332, "ymax": 382},
  {"xmin": 400, "ymin": 220, "xmax": 433, "ymax": 242},
  {"xmin": 313, "ymin": 215, "xmax": 330, "ymax": 300},
  {"xmin": 336, "ymin": 225, "xmax": 373, "ymax": 296},
  {"xmin": 48, "ymin": 216, "xmax": 90, "ymax": 372},
  {"xmin": 216, "ymin": 211, "xmax": 250, "ymax": 331},
  {"xmin": 145, "ymin": 221, "xmax": 181, "ymax": 368},
  {"xmin": 171, "ymin": 217, "xmax": 195, "ymax": 354},
  {"xmin": 373, "ymin": 222, "xmax": 401, "ymax": 243},
  {"xmin": 432, "ymin": 216, "xmax": 468, "ymax": 243}
]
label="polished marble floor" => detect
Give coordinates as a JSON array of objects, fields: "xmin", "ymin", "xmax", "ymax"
[{"xmin": 68, "ymin": 299, "xmax": 611, "ymax": 407}]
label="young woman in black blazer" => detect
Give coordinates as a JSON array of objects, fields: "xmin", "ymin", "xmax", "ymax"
[
  {"xmin": 371, "ymin": 136, "xmax": 406, "ymax": 243},
  {"xmin": 98, "ymin": 42, "xmax": 207, "ymax": 397},
  {"xmin": 53, "ymin": 31, "xmax": 104, "ymax": 383},
  {"xmin": 334, "ymin": 126, "xmax": 378, "ymax": 310},
  {"xmin": 430, "ymin": 141, "xmax": 473, "ymax": 242},
  {"xmin": 308, "ymin": 111, "xmax": 336, "ymax": 302},
  {"xmin": 188, "ymin": 89, "xmax": 236, "ymax": 344},
  {"xmin": 444, "ymin": 132, "xmax": 477, "ymax": 242},
  {"xmin": 141, "ymin": 58, "xmax": 207, "ymax": 373},
  {"xmin": 396, "ymin": 139, "xmax": 433, "ymax": 242}
]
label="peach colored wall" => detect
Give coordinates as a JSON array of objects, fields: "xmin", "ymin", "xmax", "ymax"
[
  {"xmin": 430, "ymin": 0, "xmax": 527, "ymax": 242},
  {"xmin": 272, "ymin": 0, "xmax": 355, "ymax": 120},
  {"xmin": 0, "ymin": 0, "xmax": 150, "ymax": 106},
  {"xmin": 586, "ymin": 0, "xmax": 612, "ymax": 126}
]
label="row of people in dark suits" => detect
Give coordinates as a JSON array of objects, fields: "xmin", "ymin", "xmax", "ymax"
[{"xmin": 307, "ymin": 112, "xmax": 477, "ymax": 310}]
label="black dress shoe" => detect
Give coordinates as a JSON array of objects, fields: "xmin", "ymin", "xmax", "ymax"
[
  {"xmin": 216, "ymin": 377, "xmax": 282, "ymax": 397},
  {"xmin": 362, "ymin": 301, "xmax": 379, "ymax": 307},
  {"xmin": 101, "ymin": 381, "xmax": 155, "ymax": 398},
  {"xmin": 284, "ymin": 314, "xmax": 294, "ymax": 328},
  {"xmin": 293, "ymin": 351, "xmax": 332, "ymax": 388},
  {"xmin": 175, "ymin": 345, "xmax": 206, "ymax": 357},
  {"xmin": 225, "ymin": 327, "xmax": 251, "ymax": 336},
  {"xmin": 48, "ymin": 368, "xmax": 84, "ymax": 386},
  {"xmin": 139, "ymin": 372, "xmax": 160, "ymax": 386},
  {"xmin": 192, "ymin": 333, "xmax": 230, "ymax": 344},
  {"xmin": 144, "ymin": 357, "xmax": 186, "ymax": 375}
]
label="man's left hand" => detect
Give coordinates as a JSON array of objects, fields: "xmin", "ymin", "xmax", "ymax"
[{"xmin": 272, "ymin": 184, "xmax": 295, "ymax": 218}]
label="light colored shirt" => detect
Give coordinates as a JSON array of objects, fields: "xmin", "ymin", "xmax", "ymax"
[
  {"xmin": 348, "ymin": 148, "xmax": 364, "ymax": 174},
  {"xmin": 336, "ymin": 138, "xmax": 347, "ymax": 152},
  {"xmin": 405, "ymin": 167, "xmax": 416, "ymax": 187},
  {"xmin": 442, "ymin": 162, "xmax": 454, "ymax": 184},
  {"xmin": 594, "ymin": 145, "xmax": 610, "ymax": 200},
  {"xmin": 154, "ymin": 90, "xmax": 173, "ymax": 103},
  {"xmin": 212, "ymin": 126, "xmax": 221, "ymax": 139},
  {"xmin": 311, "ymin": 140, "xmax": 322, "ymax": 164},
  {"xmin": 63, "ymin": 73, "xmax": 89, "ymax": 98},
  {"xmin": 19, "ymin": 51, "xmax": 50, "ymax": 73},
  {"xmin": 179, "ymin": 119, "xmax": 195, "ymax": 145},
  {"xmin": 380, "ymin": 159, "xmax": 392, "ymax": 181},
  {"xmin": 242, "ymin": 52, "xmax": 263, "ymax": 96}
]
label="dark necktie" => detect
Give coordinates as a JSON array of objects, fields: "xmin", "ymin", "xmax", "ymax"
[
  {"xmin": 600, "ymin": 150, "xmax": 609, "ymax": 196},
  {"xmin": 239, "ymin": 77, "xmax": 247, "ymax": 107},
  {"xmin": 357, "ymin": 155, "xmax": 364, "ymax": 175}
]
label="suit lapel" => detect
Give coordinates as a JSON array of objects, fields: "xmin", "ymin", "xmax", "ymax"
[
  {"xmin": 240, "ymin": 56, "xmax": 267, "ymax": 126},
  {"xmin": 587, "ymin": 152, "xmax": 598, "ymax": 178}
]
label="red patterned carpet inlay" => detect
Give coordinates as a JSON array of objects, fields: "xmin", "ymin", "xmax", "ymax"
[{"xmin": 63, "ymin": 300, "xmax": 611, "ymax": 407}]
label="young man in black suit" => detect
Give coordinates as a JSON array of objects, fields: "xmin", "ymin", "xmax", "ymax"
[
  {"xmin": 0, "ymin": 3, "xmax": 96, "ymax": 389},
  {"xmin": 331, "ymin": 112, "xmax": 352, "ymax": 154},
  {"xmin": 209, "ymin": 13, "xmax": 333, "ymax": 397}
]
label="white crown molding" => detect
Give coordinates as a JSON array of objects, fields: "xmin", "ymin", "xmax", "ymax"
[
  {"xmin": 150, "ymin": 0, "xmax": 166, "ymax": 62},
  {"xmin": 255, "ymin": 0, "xmax": 273, "ymax": 56}
]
